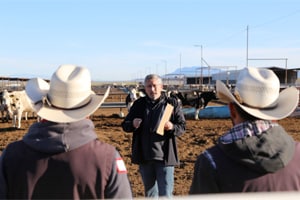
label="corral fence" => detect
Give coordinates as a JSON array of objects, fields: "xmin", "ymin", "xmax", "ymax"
[
  {"xmin": 93, "ymin": 86, "xmax": 128, "ymax": 114},
  {"xmin": 1, "ymin": 77, "xmax": 299, "ymax": 109},
  {"xmin": 0, "ymin": 77, "xmax": 29, "ymax": 91}
]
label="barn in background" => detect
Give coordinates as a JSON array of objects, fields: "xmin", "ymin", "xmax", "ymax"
[
  {"xmin": 164, "ymin": 66, "xmax": 299, "ymax": 88},
  {"xmin": 211, "ymin": 66, "xmax": 299, "ymax": 87}
]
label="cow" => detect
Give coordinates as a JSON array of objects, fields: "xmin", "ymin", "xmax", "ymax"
[
  {"xmin": 166, "ymin": 89, "xmax": 180, "ymax": 99},
  {"xmin": 0, "ymin": 104, "xmax": 9, "ymax": 122},
  {"xmin": 0, "ymin": 91, "xmax": 10, "ymax": 122},
  {"xmin": 125, "ymin": 86, "xmax": 145, "ymax": 112},
  {"xmin": 174, "ymin": 90, "xmax": 218, "ymax": 120},
  {"xmin": 2, "ymin": 89, "xmax": 37, "ymax": 128},
  {"xmin": 125, "ymin": 87, "xmax": 138, "ymax": 112}
]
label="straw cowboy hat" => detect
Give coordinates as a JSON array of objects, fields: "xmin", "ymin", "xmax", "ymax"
[
  {"xmin": 216, "ymin": 67, "xmax": 299, "ymax": 120},
  {"xmin": 25, "ymin": 64, "xmax": 110, "ymax": 123}
]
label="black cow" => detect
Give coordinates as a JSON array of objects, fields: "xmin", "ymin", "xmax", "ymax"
[
  {"xmin": 0, "ymin": 91, "xmax": 10, "ymax": 122},
  {"xmin": 175, "ymin": 91, "xmax": 218, "ymax": 120}
]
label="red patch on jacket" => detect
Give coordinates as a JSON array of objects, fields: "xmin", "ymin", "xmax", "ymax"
[{"xmin": 116, "ymin": 158, "xmax": 127, "ymax": 174}]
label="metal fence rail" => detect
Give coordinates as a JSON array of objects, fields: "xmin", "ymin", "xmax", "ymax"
[{"xmin": 101, "ymin": 102, "xmax": 126, "ymax": 108}]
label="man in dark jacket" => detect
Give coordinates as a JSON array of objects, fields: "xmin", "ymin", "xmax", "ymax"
[
  {"xmin": 0, "ymin": 65, "xmax": 132, "ymax": 199},
  {"xmin": 122, "ymin": 74, "xmax": 186, "ymax": 198},
  {"xmin": 189, "ymin": 67, "xmax": 300, "ymax": 194}
]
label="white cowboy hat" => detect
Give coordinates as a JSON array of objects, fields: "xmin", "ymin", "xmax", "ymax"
[
  {"xmin": 25, "ymin": 64, "xmax": 110, "ymax": 123},
  {"xmin": 216, "ymin": 67, "xmax": 299, "ymax": 120}
]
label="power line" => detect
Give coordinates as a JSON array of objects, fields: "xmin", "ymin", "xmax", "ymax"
[
  {"xmin": 252, "ymin": 9, "xmax": 300, "ymax": 29},
  {"xmin": 205, "ymin": 9, "xmax": 300, "ymax": 48}
]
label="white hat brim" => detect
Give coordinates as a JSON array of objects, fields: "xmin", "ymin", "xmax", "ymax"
[
  {"xmin": 26, "ymin": 78, "xmax": 110, "ymax": 123},
  {"xmin": 216, "ymin": 80, "xmax": 299, "ymax": 120}
]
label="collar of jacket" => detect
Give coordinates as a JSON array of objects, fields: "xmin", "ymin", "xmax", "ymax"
[{"xmin": 22, "ymin": 119, "xmax": 98, "ymax": 154}]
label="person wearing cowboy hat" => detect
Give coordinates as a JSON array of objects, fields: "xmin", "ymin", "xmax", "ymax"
[
  {"xmin": 0, "ymin": 65, "xmax": 132, "ymax": 199},
  {"xmin": 189, "ymin": 67, "xmax": 300, "ymax": 194}
]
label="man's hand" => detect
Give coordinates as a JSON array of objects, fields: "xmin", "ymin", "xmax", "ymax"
[
  {"xmin": 164, "ymin": 121, "xmax": 174, "ymax": 131},
  {"xmin": 133, "ymin": 118, "xmax": 142, "ymax": 129}
]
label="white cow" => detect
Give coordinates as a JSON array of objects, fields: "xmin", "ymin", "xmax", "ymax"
[{"xmin": 2, "ymin": 90, "xmax": 36, "ymax": 128}]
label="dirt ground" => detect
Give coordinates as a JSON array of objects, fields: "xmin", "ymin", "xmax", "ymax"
[{"xmin": 0, "ymin": 95, "xmax": 299, "ymax": 197}]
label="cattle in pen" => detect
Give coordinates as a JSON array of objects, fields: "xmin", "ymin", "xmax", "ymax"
[
  {"xmin": 0, "ymin": 91, "xmax": 10, "ymax": 122},
  {"xmin": 173, "ymin": 90, "xmax": 218, "ymax": 120},
  {"xmin": 0, "ymin": 103, "xmax": 9, "ymax": 122},
  {"xmin": 125, "ymin": 86, "xmax": 145, "ymax": 112},
  {"xmin": 2, "ymin": 90, "xmax": 37, "ymax": 128}
]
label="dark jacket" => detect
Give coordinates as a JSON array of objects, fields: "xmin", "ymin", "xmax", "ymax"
[
  {"xmin": 121, "ymin": 93, "xmax": 186, "ymax": 166},
  {"xmin": 189, "ymin": 123, "xmax": 300, "ymax": 194},
  {"xmin": 0, "ymin": 119, "xmax": 132, "ymax": 199}
]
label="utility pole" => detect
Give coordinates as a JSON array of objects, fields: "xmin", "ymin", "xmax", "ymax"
[
  {"xmin": 246, "ymin": 25, "xmax": 249, "ymax": 67},
  {"xmin": 194, "ymin": 44, "xmax": 203, "ymax": 85}
]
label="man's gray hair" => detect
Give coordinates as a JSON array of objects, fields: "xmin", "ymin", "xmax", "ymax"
[{"xmin": 144, "ymin": 74, "xmax": 163, "ymax": 85}]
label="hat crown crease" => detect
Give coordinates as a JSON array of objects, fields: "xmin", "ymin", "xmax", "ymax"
[
  {"xmin": 48, "ymin": 65, "xmax": 91, "ymax": 109},
  {"xmin": 235, "ymin": 67, "xmax": 280, "ymax": 108}
]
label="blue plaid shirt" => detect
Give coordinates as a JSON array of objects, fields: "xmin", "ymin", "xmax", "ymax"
[
  {"xmin": 219, "ymin": 120, "xmax": 279, "ymax": 144},
  {"xmin": 203, "ymin": 120, "xmax": 279, "ymax": 170}
]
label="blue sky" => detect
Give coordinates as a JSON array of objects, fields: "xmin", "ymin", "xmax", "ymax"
[{"xmin": 0, "ymin": 0, "xmax": 299, "ymax": 81}]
